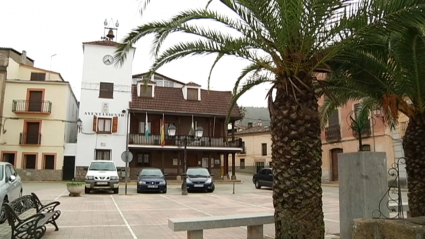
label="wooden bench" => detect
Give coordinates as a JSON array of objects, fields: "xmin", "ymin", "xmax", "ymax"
[
  {"xmin": 4, "ymin": 193, "xmax": 61, "ymax": 239},
  {"xmin": 168, "ymin": 212, "xmax": 274, "ymax": 239}
]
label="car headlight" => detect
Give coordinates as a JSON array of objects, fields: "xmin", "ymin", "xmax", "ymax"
[
  {"xmin": 159, "ymin": 181, "xmax": 166, "ymax": 185},
  {"xmin": 205, "ymin": 178, "xmax": 212, "ymax": 184},
  {"xmin": 139, "ymin": 181, "xmax": 146, "ymax": 185},
  {"xmin": 86, "ymin": 176, "xmax": 94, "ymax": 180},
  {"xmin": 110, "ymin": 176, "xmax": 118, "ymax": 180},
  {"xmin": 186, "ymin": 178, "xmax": 192, "ymax": 183}
]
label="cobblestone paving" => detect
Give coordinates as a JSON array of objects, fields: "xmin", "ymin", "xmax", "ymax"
[{"xmin": 0, "ymin": 175, "xmax": 341, "ymax": 239}]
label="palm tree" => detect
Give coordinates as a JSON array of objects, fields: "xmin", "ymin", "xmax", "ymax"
[
  {"xmin": 115, "ymin": 0, "xmax": 425, "ymax": 237},
  {"xmin": 320, "ymin": 24, "xmax": 425, "ymax": 217}
]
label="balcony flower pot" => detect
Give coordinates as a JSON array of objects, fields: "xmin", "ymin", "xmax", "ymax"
[{"xmin": 66, "ymin": 182, "xmax": 85, "ymax": 197}]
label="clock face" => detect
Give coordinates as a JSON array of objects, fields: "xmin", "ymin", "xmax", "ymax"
[{"xmin": 103, "ymin": 55, "xmax": 114, "ymax": 65}]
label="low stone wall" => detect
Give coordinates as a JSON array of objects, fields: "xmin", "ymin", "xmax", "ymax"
[
  {"xmin": 352, "ymin": 217, "xmax": 425, "ymax": 239},
  {"xmin": 17, "ymin": 169, "xmax": 62, "ymax": 181}
]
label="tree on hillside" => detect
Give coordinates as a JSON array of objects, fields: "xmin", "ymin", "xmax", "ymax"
[
  {"xmin": 115, "ymin": 0, "xmax": 425, "ymax": 237},
  {"xmin": 320, "ymin": 24, "xmax": 425, "ymax": 217}
]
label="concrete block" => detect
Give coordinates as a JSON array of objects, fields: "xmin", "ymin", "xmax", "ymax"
[
  {"xmin": 247, "ymin": 225, "xmax": 263, "ymax": 239},
  {"xmin": 339, "ymin": 152, "xmax": 388, "ymax": 239},
  {"xmin": 187, "ymin": 230, "xmax": 203, "ymax": 239}
]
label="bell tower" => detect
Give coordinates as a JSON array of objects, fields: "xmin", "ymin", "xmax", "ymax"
[{"xmin": 101, "ymin": 18, "xmax": 119, "ymax": 41}]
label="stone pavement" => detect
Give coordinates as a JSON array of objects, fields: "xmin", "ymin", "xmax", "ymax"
[{"xmin": 0, "ymin": 176, "xmax": 341, "ymax": 239}]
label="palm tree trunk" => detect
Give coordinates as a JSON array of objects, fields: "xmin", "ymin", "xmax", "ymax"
[
  {"xmin": 402, "ymin": 114, "xmax": 425, "ymax": 217},
  {"xmin": 271, "ymin": 78, "xmax": 324, "ymax": 238}
]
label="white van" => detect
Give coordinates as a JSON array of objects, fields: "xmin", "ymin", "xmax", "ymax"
[{"xmin": 85, "ymin": 160, "xmax": 119, "ymax": 194}]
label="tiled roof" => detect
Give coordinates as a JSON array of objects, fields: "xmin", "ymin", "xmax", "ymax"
[
  {"xmin": 235, "ymin": 126, "xmax": 270, "ymax": 135},
  {"xmin": 129, "ymin": 85, "xmax": 242, "ymax": 118},
  {"xmin": 186, "ymin": 82, "xmax": 201, "ymax": 87},
  {"xmin": 83, "ymin": 40, "xmax": 120, "ymax": 47}
]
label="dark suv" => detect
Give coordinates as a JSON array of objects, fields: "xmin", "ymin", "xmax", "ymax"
[{"xmin": 252, "ymin": 168, "xmax": 273, "ymax": 189}]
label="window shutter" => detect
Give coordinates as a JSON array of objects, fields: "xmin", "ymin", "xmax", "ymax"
[
  {"xmin": 93, "ymin": 115, "xmax": 98, "ymax": 132},
  {"xmin": 112, "ymin": 117, "xmax": 118, "ymax": 133}
]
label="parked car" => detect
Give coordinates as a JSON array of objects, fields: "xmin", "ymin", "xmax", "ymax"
[
  {"xmin": 185, "ymin": 167, "xmax": 215, "ymax": 193},
  {"xmin": 137, "ymin": 168, "xmax": 167, "ymax": 193},
  {"xmin": 0, "ymin": 162, "xmax": 23, "ymax": 223},
  {"xmin": 252, "ymin": 168, "xmax": 273, "ymax": 189},
  {"xmin": 85, "ymin": 160, "xmax": 120, "ymax": 194}
]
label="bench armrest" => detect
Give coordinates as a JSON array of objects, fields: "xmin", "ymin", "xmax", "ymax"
[{"xmin": 37, "ymin": 201, "xmax": 60, "ymax": 213}]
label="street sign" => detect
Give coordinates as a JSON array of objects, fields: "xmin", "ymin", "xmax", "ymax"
[{"xmin": 121, "ymin": 151, "xmax": 133, "ymax": 163}]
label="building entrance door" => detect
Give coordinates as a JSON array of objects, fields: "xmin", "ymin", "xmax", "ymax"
[{"xmin": 331, "ymin": 148, "xmax": 343, "ymax": 181}]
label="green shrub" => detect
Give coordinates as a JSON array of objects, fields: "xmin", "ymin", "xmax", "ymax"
[{"xmin": 66, "ymin": 182, "xmax": 85, "ymax": 186}]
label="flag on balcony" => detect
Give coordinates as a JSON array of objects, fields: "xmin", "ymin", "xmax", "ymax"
[
  {"xmin": 160, "ymin": 114, "xmax": 165, "ymax": 146},
  {"xmin": 145, "ymin": 112, "xmax": 150, "ymax": 138},
  {"xmin": 189, "ymin": 115, "xmax": 194, "ymax": 136}
]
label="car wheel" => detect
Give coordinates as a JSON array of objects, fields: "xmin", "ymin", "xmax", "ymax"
[
  {"xmin": 85, "ymin": 187, "xmax": 91, "ymax": 194},
  {"xmin": 255, "ymin": 180, "xmax": 261, "ymax": 189},
  {"xmin": 207, "ymin": 185, "xmax": 215, "ymax": 193},
  {"xmin": 161, "ymin": 190, "xmax": 167, "ymax": 194},
  {"xmin": 113, "ymin": 188, "xmax": 119, "ymax": 194},
  {"xmin": 137, "ymin": 189, "xmax": 141, "ymax": 193},
  {"xmin": 0, "ymin": 198, "xmax": 8, "ymax": 224}
]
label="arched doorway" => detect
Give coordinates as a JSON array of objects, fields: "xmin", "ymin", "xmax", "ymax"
[{"xmin": 330, "ymin": 148, "xmax": 343, "ymax": 181}]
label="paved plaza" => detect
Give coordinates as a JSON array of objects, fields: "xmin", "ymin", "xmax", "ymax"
[{"xmin": 0, "ymin": 174, "xmax": 342, "ymax": 239}]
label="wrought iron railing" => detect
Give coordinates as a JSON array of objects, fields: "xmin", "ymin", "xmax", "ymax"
[
  {"xmin": 128, "ymin": 134, "xmax": 242, "ymax": 147},
  {"xmin": 372, "ymin": 157, "xmax": 406, "ymax": 219},
  {"xmin": 325, "ymin": 124, "xmax": 341, "ymax": 142},
  {"xmin": 12, "ymin": 100, "xmax": 52, "ymax": 113},
  {"xmin": 352, "ymin": 128, "xmax": 371, "ymax": 138},
  {"xmin": 20, "ymin": 133, "xmax": 42, "ymax": 145}
]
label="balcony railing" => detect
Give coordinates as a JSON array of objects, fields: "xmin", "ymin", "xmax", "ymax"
[
  {"xmin": 20, "ymin": 133, "xmax": 42, "ymax": 145},
  {"xmin": 325, "ymin": 124, "xmax": 341, "ymax": 142},
  {"xmin": 129, "ymin": 134, "xmax": 242, "ymax": 148},
  {"xmin": 12, "ymin": 100, "xmax": 52, "ymax": 114},
  {"xmin": 353, "ymin": 128, "xmax": 371, "ymax": 139}
]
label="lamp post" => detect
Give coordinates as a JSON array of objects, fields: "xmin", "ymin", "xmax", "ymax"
[
  {"xmin": 167, "ymin": 124, "xmax": 203, "ymax": 195},
  {"xmin": 76, "ymin": 118, "xmax": 82, "ymax": 133}
]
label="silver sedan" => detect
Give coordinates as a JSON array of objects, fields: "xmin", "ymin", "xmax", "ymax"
[{"xmin": 0, "ymin": 162, "xmax": 23, "ymax": 223}]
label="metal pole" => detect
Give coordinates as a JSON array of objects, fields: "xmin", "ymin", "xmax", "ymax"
[
  {"xmin": 125, "ymin": 110, "xmax": 130, "ymax": 195},
  {"xmin": 233, "ymin": 181, "xmax": 235, "ymax": 194},
  {"xmin": 182, "ymin": 137, "xmax": 188, "ymax": 195}
]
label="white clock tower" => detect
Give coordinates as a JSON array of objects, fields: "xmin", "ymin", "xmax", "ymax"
[{"xmin": 75, "ymin": 22, "xmax": 135, "ymax": 177}]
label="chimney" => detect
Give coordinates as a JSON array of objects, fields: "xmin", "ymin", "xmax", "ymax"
[
  {"xmin": 257, "ymin": 119, "xmax": 262, "ymax": 126},
  {"xmin": 21, "ymin": 50, "xmax": 26, "ymax": 64}
]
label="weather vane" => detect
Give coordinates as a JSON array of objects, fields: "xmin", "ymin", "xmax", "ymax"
[{"xmin": 101, "ymin": 18, "xmax": 119, "ymax": 41}]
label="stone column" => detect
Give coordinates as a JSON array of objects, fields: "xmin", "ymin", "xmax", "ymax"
[
  {"xmin": 231, "ymin": 152, "xmax": 236, "ymax": 180},
  {"xmin": 224, "ymin": 153, "xmax": 229, "ymax": 179},
  {"xmin": 339, "ymin": 152, "xmax": 388, "ymax": 239}
]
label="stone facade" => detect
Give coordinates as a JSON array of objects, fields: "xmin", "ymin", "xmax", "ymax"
[
  {"xmin": 16, "ymin": 169, "xmax": 62, "ymax": 181},
  {"xmin": 353, "ymin": 217, "xmax": 425, "ymax": 239}
]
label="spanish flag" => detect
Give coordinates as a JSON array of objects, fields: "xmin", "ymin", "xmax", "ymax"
[{"xmin": 160, "ymin": 113, "xmax": 165, "ymax": 146}]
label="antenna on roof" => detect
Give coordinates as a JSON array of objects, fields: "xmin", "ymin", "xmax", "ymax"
[{"xmin": 101, "ymin": 18, "xmax": 119, "ymax": 41}]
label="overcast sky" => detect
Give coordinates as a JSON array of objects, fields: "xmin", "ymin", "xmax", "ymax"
[{"xmin": 1, "ymin": 0, "xmax": 270, "ymax": 108}]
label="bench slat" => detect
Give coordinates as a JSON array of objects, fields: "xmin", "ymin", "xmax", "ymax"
[{"xmin": 168, "ymin": 213, "xmax": 274, "ymax": 231}]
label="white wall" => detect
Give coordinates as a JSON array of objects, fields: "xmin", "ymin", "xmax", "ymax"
[
  {"xmin": 64, "ymin": 85, "xmax": 79, "ymax": 143},
  {"xmin": 76, "ymin": 43, "xmax": 135, "ymax": 168}
]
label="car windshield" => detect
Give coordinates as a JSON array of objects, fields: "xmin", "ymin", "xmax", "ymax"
[
  {"xmin": 139, "ymin": 169, "xmax": 163, "ymax": 177},
  {"xmin": 89, "ymin": 162, "xmax": 116, "ymax": 171},
  {"xmin": 187, "ymin": 168, "xmax": 210, "ymax": 177}
]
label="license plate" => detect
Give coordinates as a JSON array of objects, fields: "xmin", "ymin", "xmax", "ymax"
[
  {"xmin": 148, "ymin": 185, "xmax": 158, "ymax": 188},
  {"xmin": 96, "ymin": 182, "xmax": 108, "ymax": 185},
  {"xmin": 194, "ymin": 184, "xmax": 204, "ymax": 187}
]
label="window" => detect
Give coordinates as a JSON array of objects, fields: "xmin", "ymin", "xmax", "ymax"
[
  {"xmin": 2, "ymin": 153, "xmax": 15, "ymax": 166},
  {"xmin": 138, "ymin": 121, "xmax": 151, "ymax": 134},
  {"xmin": 354, "ymin": 103, "xmax": 361, "ymax": 118},
  {"xmin": 28, "ymin": 91, "xmax": 43, "ymax": 112},
  {"xmin": 23, "ymin": 121, "xmax": 40, "ymax": 144},
  {"xmin": 44, "ymin": 155, "xmax": 55, "ymax": 169},
  {"xmin": 24, "ymin": 154, "xmax": 36, "ymax": 169},
  {"xmin": 269, "ymin": 162, "xmax": 273, "ymax": 168},
  {"xmin": 240, "ymin": 159, "xmax": 245, "ymax": 169},
  {"xmin": 137, "ymin": 153, "xmax": 150, "ymax": 166},
  {"xmin": 328, "ymin": 110, "xmax": 339, "ymax": 126},
  {"xmin": 361, "ymin": 144, "xmax": 371, "ymax": 151},
  {"xmin": 98, "ymin": 118, "xmax": 112, "ymax": 133},
  {"xmin": 262, "ymin": 143, "xmax": 267, "ymax": 156},
  {"xmin": 99, "ymin": 82, "xmax": 114, "ymax": 98},
  {"xmin": 140, "ymin": 85, "xmax": 152, "ymax": 97},
  {"xmin": 30, "ymin": 72, "xmax": 46, "ymax": 81},
  {"xmin": 248, "ymin": 122, "xmax": 253, "ymax": 128},
  {"xmin": 95, "ymin": 150, "xmax": 111, "ymax": 160},
  {"xmin": 187, "ymin": 88, "xmax": 198, "ymax": 100}
]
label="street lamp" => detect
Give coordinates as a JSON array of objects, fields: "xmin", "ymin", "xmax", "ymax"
[
  {"xmin": 167, "ymin": 124, "xmax": 204, "ymax": 195},
  {"xmin": 76, "ymin": 118, "xmax": 82, "ymax": 133}
]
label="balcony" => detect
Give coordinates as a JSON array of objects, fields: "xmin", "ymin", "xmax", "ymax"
[
  {"xmin": 12, "ymin": 100, "xmax": 52, "ymax": 114},
  {"xmin": 20, "ymin": 133, "xmax": 42, "ymax": 145},
  {"xmin": 353, "ymin": 128, "xmax": 371, "ymax": 139},
  {"xmin": 129, "ymin": 134, "xmax": 242, "ymax": 148},
  {"xmin": 325, "ymin": 125, "xmax": 341, "ymax": 142}
]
